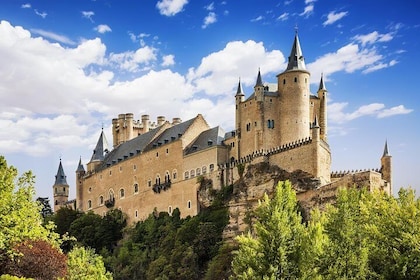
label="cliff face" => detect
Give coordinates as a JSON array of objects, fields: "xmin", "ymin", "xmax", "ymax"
[{"xmin": 198, "ymin": 162, "xmax": 323, "ymax": 241}]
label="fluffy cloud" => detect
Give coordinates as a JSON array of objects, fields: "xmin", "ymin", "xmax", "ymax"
[
  {"xmin": 323, "ymin": 11, "xmax": 348, "ymax": 26},
  {"xmin": 95, "ymin": 24, "xmax": 112, "ymax": 34},
  {"xmin": 202, "ymin": 12, "xmax": 217, "ymax": 29},
  {"xmin": 156, "ymin": 0, "xmax": 189, "ymax": 16}
]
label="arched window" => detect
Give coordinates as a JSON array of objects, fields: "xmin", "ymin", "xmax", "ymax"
[
  {"xmin": 155, "ymin": 174, "xmax": 161, "ymax": 185},
  {"xmin": 202, "ymin": 166, "xmax": 207, "ymax": 174},
  {"xmin": 88, "ymin": 200, "xmax": 92, "ymax": 209},
  {"xmin": 209, "ymin": 164, "xmax": 215, "ymax": 172},
  {"xmin": 99, "ymin": 196, "xmax": 104, "ymax": 205},
  {"xmin": 165, "ymin": 171, "xmax": 170, "ymax": 182},
  {"xmin": 187, "ymin": 200, "xmax": 191, "ymax": 209},
  {"xmin": 120, "ymin": 188, "xmax": 125, "ymax": 198},
  {"xmin": 134, "ymin": 183, "xmax": 139, "ymax": 193},
  {"xmin": 196, "ymin": 168, "xmax": 201, "ymax": 176},
  {"xmin": 148, "ymin": 179, "xmax": 152, "ymax": 187},
  {"xmin": 184, "ymin": 171, "xmax": 189, "ymax": 179},
  {"xmin": 173, "ymin": 169, "xmax": 177, "ymax": 180},
  {"xmin": 190, "ymin": 169, "xmax": 195, "ymax": 178},
  {"xmin": 109, "ymin": 189, "xmax": 115, "ymax": 201},
  {"xmin": 135, "ymin": 210, "xmax": 138, "ymax": 218},
  {"xmin": 168, "ymin": 206, "xmax": 172, "ymax": 215}
]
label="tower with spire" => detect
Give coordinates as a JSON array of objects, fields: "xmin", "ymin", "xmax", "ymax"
[
  {"xmin": 53, "ymin": 159, "xmax": 69, "ymax": 212},
  {"xmin": 381, "ymin": 140, "xmax": 392, "ymax": 191}
]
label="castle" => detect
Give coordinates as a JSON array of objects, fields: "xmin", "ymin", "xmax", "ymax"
[{"xmin": 53, "ymin": 33, "xmax": 392, "ymax": 222}]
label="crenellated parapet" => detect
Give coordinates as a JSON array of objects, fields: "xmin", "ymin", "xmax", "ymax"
[
  {"xmin": 331, "ymin": 168, "xmax": 381, "ymax": 178},
  {"xmin": 219, "ymin": 137, "xmax": 313, "ymax": 170}
]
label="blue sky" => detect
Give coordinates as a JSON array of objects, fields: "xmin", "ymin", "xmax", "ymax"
[{"xmin": 1, "ymin": 0, "xmax": 419, "ymax": 200}]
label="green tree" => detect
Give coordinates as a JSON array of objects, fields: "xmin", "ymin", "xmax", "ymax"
[
  {"xmin": 361, "ymin": 188, "xmax": 420, "ymax": 279},
  {"xmin": 231, "ymin": 180, "xmax": 322, "ymax": 279},
  {"xmin": 0, "ymin": 156, "xmax": 60, "ymax": 272},
  {"xmin": 319, "ymin": 188, "xmax": 371, "ymax": 279},
  {"xmin": 67, "ymin": 246, "xmax": 113, "ymax": 280},
  {"xmin": 36, "ymin": 197, "xmax": 53, "ymax": 218}
]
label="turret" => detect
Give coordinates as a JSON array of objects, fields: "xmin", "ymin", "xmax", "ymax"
[
  {"xmin": 317, "ymin": 73, "xmax": 328, "ymax": 141},
  {"xmin": 142, "ymin": 115, "xmax": 150, "ymax": 132},
  {"xmin": 277, "ymin": 31, "xmax": 310, "ymax": 145},
  {"xmin": 254, "ymin": 69, "xmax": 264, "ymax": 102},
  {"xmin": 235, "ymin": 78, "xmax": 245, "ymax": 132},
  {"xmin": 87, "ymin": 129, "xmax": 109, "ymax": 172},
  {"xmin": 381, "ymin": 140, "xmax": 392, "ymax": 194},
  {"xmin": 53, "ymin": 159, "xmax": 69, "ymax": 212},
  {"xmin": 75, "ymin": 157, "xmax": 85, "ymax": 211}
]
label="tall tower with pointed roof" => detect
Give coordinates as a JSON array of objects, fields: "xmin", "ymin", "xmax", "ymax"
[
  {"xmin": 277, "ymin": 31, "xmax": 311, "ymax": 145},
  {"xmin": 87, "ymin": 128, "xmax": 109, "ymax": 173},
  {"xmin": 317, "ymin": 73, "xmax": 328, "ymax": 141},
  {"xmin": 53, "ymin": 159, "xmax": 69, "ymax": 212},
  {"xmin": 76, "ymin": 157, "xmax": 86, "ymax": 211},
  {"xmin": 381, "ymin": 140, "xmax": 392, "ymax": 192}
]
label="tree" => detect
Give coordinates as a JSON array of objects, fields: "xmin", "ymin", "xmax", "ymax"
[
  {"xmin": 3, "ymin": 239, "xmax": 67, "ymax": 280},
  {"xmin": 67, "ymin": 246, "xmax": 113, "ymax": 280},
  {"xmin": 0, "ymin": 156, "xmax": 60, "ymax": 273},
  {"xmin": 36, "ymin": 197, "xmax": 53, "ymax": 218},
  {"xmin": 231, "ymin": 180, "xmax": 323, "ymax": 279},
  {"xmin": 51, "ymin": 206, "xmax": 83, "ymax": 236}
]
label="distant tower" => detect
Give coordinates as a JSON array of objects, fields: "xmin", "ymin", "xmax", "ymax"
[
  {"xmin": 254, "ymin": 68, "xmax": 264, "ymax": 102},
  {"xmin": 53, "ymin": 159, "xmax": 69, "ymax": 212},
  {"xmin": 235, "ymin": 78, "xmax": 245, "ymax": 158},
  {"xmin": 381, "ymin": 140, "xmax": 392, "ymax": 193},
  {"xmin": 76, "ymin": 157, "xmax": 85, "ymax": 211},
  {"xmin": 317, "ymin": 73, "xmax": 328, "ymax": 141},
  {"xmin": 277, "ymin": 31, "xmax": 311, "ymax": 145}
]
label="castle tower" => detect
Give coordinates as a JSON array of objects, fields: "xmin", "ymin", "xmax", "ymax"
[
  {"xmin": 277, "ymin": 31, "xmax": 310, "ymax": 145},
  {"xmin": 53, "ymin": 159, "xmax": 69, "ymax": 212},
  {"xmin": 234, "ymin": 78, "xmax": 245, "ymax": 159},
  {"xmin": 317, "ymin": 74, "xmax": 328, "ymax": 141},
  {"xmin": 87, "ymin": 128, "xmax": 109, "ymax": 172},
  {"xmin": 254, "ymin": 69, "xmax": 264, "ymax": 102},
  {"xmin": 381, "ymin": 140, "xmax": 392, "ymax": 193},
  {"xmin": 76, "ymin": 157, "xmax": 85, "ymax": 211}
]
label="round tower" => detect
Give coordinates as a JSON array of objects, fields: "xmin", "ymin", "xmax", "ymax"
[
  {"xmin": 235, "ymin": 78, "xmax": 245, "ymax": 132},
  {"xmin": 277, "ymin": 32, "xmax": 310, "ymax": 145},
  {"xmin": 75, "ymin": 157, "xmax": 85, "ymax": 211},
  {"xmin": 53, "ymin": 159, "xmax": 69, "ymax": 212},
  {"xmin": 381, "ymin": 141, "xmax": 392, "ymax": 194}
]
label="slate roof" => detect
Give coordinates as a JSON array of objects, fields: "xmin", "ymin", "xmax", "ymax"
[
  {"xmin": 285, "ymin": 32, "xmax": 306, "ymax": 71},
  {"xmin": 90, "ymin": 129, "xmax": 109, "ymax": 162},
  {"xmin": 54, "ymin": 160, "xmax": 68, "ymax": 185},
  {"xmin": 185, "ymin": 126, "xmax": 226, "ymax": 155},
  {"xmin": 76, "ymin": 157, "xmax": 85, "ymax": 172}
]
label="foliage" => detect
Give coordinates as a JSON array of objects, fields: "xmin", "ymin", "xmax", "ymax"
[
  {"xmin": 51, "ymin": 207, "xmax": 83, "ymax": 236},
  {"xmin": 36, "ymin": 197, "xmax": 53, "ymax": 218},
  {"xmin": 231, "ymin": 180, "xmax": 323, "ymax": 279},
  {"xmin": 2, "ymin": 239, "xmax": 67, "ymax": 280},
  {"xmin": 106, "ymin": 205, "xmax": 229, "ymax": 280},
  {"xmin": 0, "ymin": 156, "xmax": 61, "ymax": 277},
  {"xmin": 67, "ymin": 246, "xmax": 113, "ymax": 280},
  {"xmin": 0, "ymin": 275, "xmax": 33, "ymax": 280}
]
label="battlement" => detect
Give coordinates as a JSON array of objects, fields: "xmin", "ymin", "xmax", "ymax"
[
  {"xmin": 219, "ymin": 137, "xmax": 313, "ymax": 169},
  {"xmin": 331, "ymin": 168, "xmax": 381, "ymax": 178}
]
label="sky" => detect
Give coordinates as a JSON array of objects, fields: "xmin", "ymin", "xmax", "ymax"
[{"xmin": 1, "ymin": 0, "xmax": 419, "ymax": 201}]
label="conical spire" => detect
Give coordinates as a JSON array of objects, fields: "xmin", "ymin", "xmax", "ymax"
[
  {"xmin": 286, "ymin": 32, "xmax": 306, "ymax": 71},
  {"xmin": 382, "ymin": 140, "xmax": 390, "ymax": 157},
  {"xmin": 90, "ymin": 129, "xmax": 109, "ymax": 162},
  {"xmin": 54, "ymin": 159, "xmax": 68, "ymax": 185},
  {"xmin": 76, "ymin": 157, "xmax": 85, "ymax": 172},
  {"xmin": 236, "ymin": 78, "xmax": 244, "ymax": 96},
  {"xmin": 318, "ymin": 73, "xmax": 327, "ymax": 92},
  {"xmin": 313, "ymin": 115, "xmax": 320, "ymax": 128},
  {"xmin": 255, "ymin": 68, "xmax": 263, "ymax": 87}
]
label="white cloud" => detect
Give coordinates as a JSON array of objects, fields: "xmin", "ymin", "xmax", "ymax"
[
  {"xmin": 202, "ymin": 12, "xmax": 217, "ymax": 29},
  {"xmin": 251, "ymin": 15, "xmax": 264, "ymax": 22},
  {"xmin": 329, "ymin": 102, "xmax": 412, "ymax": 124},
  {"xmin": 156, "ymin": 0, "xmax": 189, "ymax": 16},
  {"xmin": 205, "ymin": 2, "xmax": 215, "ymax": 11},
  {"xmin": 161, "ymin": 54, "xmax": 175, "ymax": 66},
  {"xmin": 31, "ymin": 28, "xmax": 76, "ymax": 45},
  {"xmin": 95, "ymin": 24, "xmax": 112, "ymax": 34},
  {"xmin": 300, "ymin": 0, "xmax": 315, "ymax": 17},
  {"xmin": 82, "ymin": 11, "xmax": 95, "ymax": 22},
  {"xmin": 277, "ymin": 12, "xmax": 289, "ymax": 21},
  {"xmin": 353, "ymin": 31, "xmax": 393, "ymax": 46},
  {"xmin": 323, "ymin": 11, "xmax": 348, "ymax": 26},
  {"xmin": 34, "ymin": 9, "xmax": 47, "ymax": 19},
  {"xmin": 108, "ymin": 46, "xmax": 157, "ymax": 72},
  {"xmin": 21, "ymin": 3, "xmax": 31, "ymax": 8}
]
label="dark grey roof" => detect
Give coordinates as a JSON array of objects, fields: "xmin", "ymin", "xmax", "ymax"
[
  {"xmin": 76, "ymin": 157, "xmax": 85, "ymax": 172},
  {"xmin": 185, "ymin": 126, "xmax": 226, "ymax": 155},
  {"xmin": 99, "ymin": 126, "xmax": 162, "ymax": 170},
  {"xmin": 144, "ymin": 116, "xmax": 199, "ymax": 152},
  {"xmin": 286, "ymin": 32, "xmax": 306, "ymax": 71},
  {"xmin": 54, "ymin": 160, "xmax": 68, "ymax": 186},
  {"xmin": 90, "ymin": 129, "xmax": 109, "ymax": 162},
  {"xmin": 236, "ymin": 79, "xmax": 244, "ymax": 96},
  {"xmin": 244, "ymin": 90, "xmax": 278, "ymax": 102},
  {"xmin": 383, "ymin": 140, "xmax": 390, "ymax": 157},
  {"xmin": 255, "ymin": 69, "xmax": 263, "ymax": 87},
  {"xmin": 318, "ymin": 73, "xmax": 327, "ymax": 92},
  {"xmin": 224, "ymin": 130, "xmax": 236, "ymax": 140}
]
